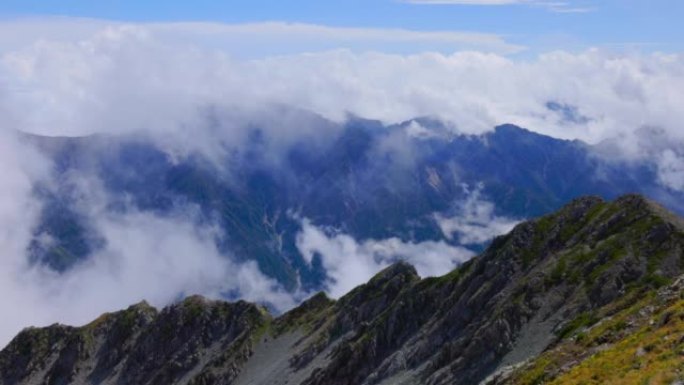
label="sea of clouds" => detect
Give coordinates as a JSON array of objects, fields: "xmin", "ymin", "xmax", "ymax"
[{"xmin": 0, "ymin": 18, "xmax": 683, "ymax": 346}]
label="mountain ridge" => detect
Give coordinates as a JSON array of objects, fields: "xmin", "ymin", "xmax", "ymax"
[
  {"xmin": 2, "ymin": 193, "xmax": 683, "ymax": 385},
  {"xmin": 20, "ymin": 117, "xmax": 684, "ymax": 294}
]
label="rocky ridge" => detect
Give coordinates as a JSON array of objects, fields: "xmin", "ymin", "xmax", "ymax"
[{"xmin": 1, "ymin": 194, "xmax": 683, "ymax": 385}]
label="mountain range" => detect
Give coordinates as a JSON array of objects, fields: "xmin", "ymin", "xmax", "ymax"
[
  {"xmin": 2, "ymin": 194, "xmax": 683, "ymax": 384},
  {"xmin": 21, "ymin": 115, "xmax": 684, "ymax": 294}
]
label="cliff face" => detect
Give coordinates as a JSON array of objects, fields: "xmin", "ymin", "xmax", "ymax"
[{"xmin": 2, "ymin": 194, "xmax": 683, "ymax": 385}]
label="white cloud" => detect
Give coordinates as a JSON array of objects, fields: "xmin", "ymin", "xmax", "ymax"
[
  {"xmin": 0, "ymin": 206, "xmax": 297, "ymax": 347},
  {"xmin": 402, "ymin": 0, "xmax": 594, "ymax": 13},
  {"xmin": 656, "ymin": 149, "xmax": 684, "ymax": 192},
  {"xmin": 434, "ymin": 184, "xmax": 520, "ymax": 244},
  {"xmin": 0, "ymin": 18, "xmax": 523, "ymax": 57},
  {"xmin": 404, "ymin": 0, "xmax": 535, "ymax": 4},
  {"xmin": 296, "ymin": 218, "xmax": 475, "ymax": 298},
  {"xmin": 2, "ymin": 21, "xmax": 684, "ymax": 191},
  {"xmin": 2, "ymin": 24, "xmax": 682, "ymax": 151},
  {"xmin": 0, "ymin": 130, "xmax": 53, "ymax": 342},
  {"xmin": 0, "ymin": 134, "xmax": 296, "ymax": 347},
  {"xmin": 156, "ymin": 21, "xmax": 523, "ymax": 53},
  {"xmin": 405, "ymin": 120, "xmax": 448, "ymax": 140}
]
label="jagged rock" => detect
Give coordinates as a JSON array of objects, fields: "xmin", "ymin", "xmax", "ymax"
[
  {"xmin": 2, "ymin": 194, "xmax": 683, "ymax": 385},
  {"xmin": 0, "ymin": 299, "xmax": 269, "ymax": 385}
]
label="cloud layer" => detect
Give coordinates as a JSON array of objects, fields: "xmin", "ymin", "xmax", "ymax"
[
  {"xmin": 0, "ymin": 18, "xmax": 684, "ymax": 346},
  {"xmin": 402, "ymin": 0, "xmax": 594, "ymax": 13},
  {"xmin": 0, "ymin": 18, "xmax": 523, "ymax": 57},
  {"xmin": 0, "ymin": 134, "xmax": 296, "ymax": 345},
  {"xmin": 294, "ymin": 185, "xmax": 518, "ymax": 298},
  {"xmin": 3, "ymin": 22, "xmax": 682, "ymax": 190},
  {"xmin": 434, "ymin": 184, "xmax": 520, "ymax": 244},
  {"xmin": 1, "ymin": 21, "xmax": 682, "ymax": 151},
  {"xmin": 296, "ymin": 218, "xmax": 475, "ymax": 297}
]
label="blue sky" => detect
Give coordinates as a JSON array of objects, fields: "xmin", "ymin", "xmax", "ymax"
[{"xmin": 0, "ymin": 0, "xmax": 682, "ymax": 54}]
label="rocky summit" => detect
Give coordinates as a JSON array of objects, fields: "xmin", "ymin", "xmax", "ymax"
[{"xmin": 2, "ymin": 194, "xmax": 683, "ymax": 385}]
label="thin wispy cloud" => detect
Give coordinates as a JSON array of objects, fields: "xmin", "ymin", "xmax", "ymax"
[
  {"xmin": 0, "ymin": 18, "xmax": 525, "ymax": 57},
  {"xmin": 402, "ymin": 0, "xmax": 595, "ymax": 13}
]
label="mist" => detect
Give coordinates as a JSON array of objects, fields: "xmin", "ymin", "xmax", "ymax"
[
  {"xmin": 1, "ymin": 18, "xmax": 684, "ymax": 347},
  {"xmin": 292, "ymin": 182, "xmax": 521, "ymax": 297},
  {"xmin": 0, "ymin": 131, "xmax": 297, "ymax": 345}
]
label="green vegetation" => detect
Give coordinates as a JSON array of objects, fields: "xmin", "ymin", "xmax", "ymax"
[
  {"xmin": 557, "ymin": 312, "xmax": 599, "ymax": 340},
  {"xmin": 273, "ymin": 292, "xmax": 334, "ymax": 336},
  {"xmin": 508, "ymin": 281, "xmax": 684, "ymax": 385},
  {"xmin": 550, "ymin": 300, "xmax": 684, "ymax": 385}
]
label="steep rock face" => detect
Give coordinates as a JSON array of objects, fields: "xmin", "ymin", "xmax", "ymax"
[{"xmin": 1, "ymin": 194, "xmax": 683, "ymax": 385}]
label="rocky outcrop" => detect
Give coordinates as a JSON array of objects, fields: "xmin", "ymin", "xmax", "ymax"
[
  {"xmin": 1, "ymin": 194, "xmax": 682, "ymax": 385},
  {"xmin": 0, "ymin": 298, "xmax": 269, "ymax": 385}
]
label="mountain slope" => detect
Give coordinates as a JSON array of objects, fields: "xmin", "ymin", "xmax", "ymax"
[
  {"xmin": 1, "ymin": 194, "xmax": 683, "ymax": 385},
  {"xmin": 494, "ymin": 275, "xmax": 684, "ymax": 385},
  {"xmin": 22, "ymin": 118, "xmax": 684, "ymax": 292},
  {"xmin": 0, "ymin": 297, "xmax": 270, "ymax": 385},
  {"xmin": 291, "ymin": 194, "xmax": 684, "ymax": 385}
]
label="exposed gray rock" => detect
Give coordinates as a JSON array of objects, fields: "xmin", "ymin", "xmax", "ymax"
[{"xmin": 2, "ymin": 194, "xmax": 683, "ymax": 385}]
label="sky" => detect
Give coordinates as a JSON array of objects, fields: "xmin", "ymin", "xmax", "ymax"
[{"xmin": 0, "ymin": 0, "xmax": 683, "ymax": 55}]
